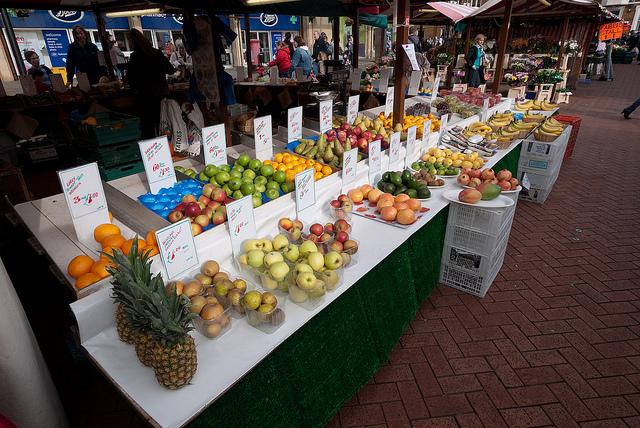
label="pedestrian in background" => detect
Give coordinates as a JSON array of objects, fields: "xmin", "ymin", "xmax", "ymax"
[
  {"xmin": 622, "ymin": 98, "xmax": 640, "ymax": 119},
  {"xmin": 66, "ymin": 25, "xmax": 101, "ymax": 84},
  {"xmin": 465, "ymin": 34, "xmax": 487, "ymax": 88}
]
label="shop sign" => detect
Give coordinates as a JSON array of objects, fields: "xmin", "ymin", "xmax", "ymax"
[
  {"xmin": 173, "ymin": 15, "xmax": 184, "ymax": 25},
  {"xmin": 43, "ymin": 30, "xmax": 70, "ymax": 68},
  {"xmin": 49, "ymin": 10, "xmax": 84, "ymax": 23},
  {"xmin": 260, "ymin": 14, "xmax": 278, "ymax": 27},
  {"xmin": 599, "ymin": 22, "xmax": 623, "ymax": 41}
]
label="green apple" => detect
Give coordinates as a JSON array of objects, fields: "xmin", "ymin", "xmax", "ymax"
[
  {"xmin": 238, "ymin": 153, "xmax": 251, "ymax": 167},
  {"xmin": 260, "ymin": 239, "xmax": 273, "ymax": 252},
  {"xmin": 215, "ymin": 171, "xmax": 231, "ymax": 185},
  {"xmin": 266, "ymin": 181, "xmax": 280, "ymax": 191},
  {"xmin": 308, "ymin": 252, "xmax": 325, "ymax": 271},
  {"xmin": 242, "ymin": 290, "xmax": 262, "ymax": 310},
  {"xmin": 232, "ymin": 164, "xmax": 245, "ymax": 172},
  {"xmin": 324, "ymin": 251, "xmax": 344, "ymax": 270},
  {"xmin": 248, "ymin": 159, "xmax": 262, "ymax": 172},
  {"xmin": 232, "ymin": 190, "xmax": 244, "ymax": 200},
  {"xmin": 284, "ymin": 244, "xmax": 300, "ymax": 262},
  {"xmin": 185, "ymin": 169, "xmax": 196, "ymax": 178},
  {"xmin": 230, "ymin": 169, "xmax": 242, "ymax": 179},
  {"xmin": 272, "ymin": 234, "xmax": 289, "ymax": 251},
  {"xmin": 265, "ymin": 188, "xmax": 279, "ymax": 200},
  {"xmin": 240, "ymin": 182, "xmax": 255, "ymax": 196},
  {"xmin": 260, "ymin": 164, "xmax": 274, "ymax": 177},
  {"xmin": 296, "ymin": 271, "xmax": 317, "ymax": 290},
  {"xmin": 264, "ymin": 251, "xmax": 284, "ymax": 267},
  {"xmin": 252, "ymin": 194, "xmax": 262, "ymax": 208},
  {"xmin": 273, "ymin": 170, "xmax": 286, "ymax": 184},
  {"xmin": 289, "ymin": 283, "xmax": 309, "ymax": 303},
  {"xmin": 255, "ymin": 184, "xmax": 266, "ymax": 193},
  {"xmin": 246, "ymin": 250, "xmax": 265, "ymax": 268},
  {"xmin": 243, "ymin": 239, "xmax": 266, "ymax": 252},
  {"xmin": 254, "ymin": 176, "xmax": 268, "ymax": 186},
  {"xmin": 299, "ymin": 240, "xmax": 318, "ymax": 257},
  {"xmin": 269, "ymin": 261, "xmax": 290, "ymax": 281},
  {"xmin": 215, "ymin": 281, "xmax": 231, "ymax": 297},
  {"xmin": 175, "ymin": 165, "xmax": 186, "ymax": 173},
  {"xmin": 198, "ymin": 171, "xmax": 209, "ymax": 182},
  {"xmin": 243, "ymin": 169, "xmax": 256, "ymax": 180},
  {"xmin": 218, "ymin": 164, "xmax": 231, "ymax": 173},
  {"xmin": 228, "ymin": 177, "xmax": 242, "ymax": 191},
  {"xmin": 209, "ymin": 176, "xmax": 221, "ymax": 186},
  {"xmin": 204, "ymin": 164, "xmax": 219, "ymax": 177},
  {"xmin": 222, "ymin": 184, "xmax": 233, "ymax": 195},
  {"xmin": 281, "ymin": 181, "xmax": 294, "ymax": 193},
  {"xmin": 295, "ymin": 262, "xmax": 313, "ymax": 274}
]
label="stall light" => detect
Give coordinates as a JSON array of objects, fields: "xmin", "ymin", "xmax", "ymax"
[
  {"xmin": 242, "ymin": 0, "xmax": 298, "ymax": 5},
  {"xmin": 105, "ymin": 8, "xmax": 163, "ymax": 18},
  {"xmin": 416, "ymin": 9, "xmax": 439, "ymax": 13}
]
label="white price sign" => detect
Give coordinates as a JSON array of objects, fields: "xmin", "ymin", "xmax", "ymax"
[
  {"xmin": 295, "ymin": 168, "xmax": 316, "ymax": 221},
  {"xmin": 226, "ymin": 196, "xmax": 257, "ymax": 258},
  {"xmin": 58, "ymin": 162, "xmax": 110, "ymax": 244},
  {"xmin": 139, "ymin": 136, "xmax": 176, "ymax": 194},
  {"xmin": 202, "ymin": 124, "xmax": 227, "ymax": 166},
  {"xmin": 401, "ymin": 44, "xmax": 420, "ymax": 71},
  {"xmin": 407, "ymin": 70, "xmax": 421, "ymax": 96},
  {"xmin": 287, "ymin": 107, "xmax": 303, "ymax": 143},
  {"xmin": 438, "ymin": 114, "xmax": 449, "ymax": 145},
  {"xmin": 431, "ymin": 76, "xmax": 440, "ymax": 103},
  {"xmin": 368, "ymin": 139, "xmax": 382, "ymax": 185},
  {"xmin": 319, "ymin": 100, "xmax": 333, "ymax": 133},
  {"xmin": 155, "ymin": 219, "xmax": 199, "ymax": 280},
  {"xmin": 389, "ymin": 132, "xmax": 401, "ymax": 168},
  {"xmin": 422, "ymin": 120, "xmax": 432, "ymax": 151},
  {"xmin": 384, "ymin": 87, "xmax": 395, "ymax": 118},
  {"xmin": 254, "ymin": 115, "xmax": 273, "ymax": 161},
  {"xmin": 405, "ymin": 126, "xmax": 417, "ymax": 167},
  {"xmin": 347, "ymin": 95, "xmax": 359, "ymax": 125},
  {"xmin": 341, "ymin": 148, "xmax": 358, "ymax": 192}
]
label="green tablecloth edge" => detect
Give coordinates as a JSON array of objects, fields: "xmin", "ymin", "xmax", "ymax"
[{"xmin": 188, "ymin": 143, "xmax": 522, "ymax": 428}]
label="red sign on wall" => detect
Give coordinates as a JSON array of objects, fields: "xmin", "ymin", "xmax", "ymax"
[{"xmin": 599, "ymin": 22, "xmax": 624, "ymax": 41}]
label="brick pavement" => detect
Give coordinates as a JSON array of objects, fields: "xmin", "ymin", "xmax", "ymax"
[{"xmin": 331, "ymin": 65, "xmax": 640, "ymax": 427}]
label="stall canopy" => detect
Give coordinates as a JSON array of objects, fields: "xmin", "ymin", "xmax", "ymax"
[
  {"xmin": 412, "ymin": 2, "xmax": 477, "ymax": 24},
  {"xmin": 463, "ymin": 0, "xmax": 620, "ymax": 20}
]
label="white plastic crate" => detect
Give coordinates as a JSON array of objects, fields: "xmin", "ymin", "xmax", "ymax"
[
  {"xmin": 520, "ymin": 125, "xmax": 570, "ymax": 161},
  {"xmin": 441, "ymin": 229, "xmax": 509, "ymax": 277},
  {"xmin": 445, "ymin": 209, "xmax": 514, "ymax": 255},
  {"xmin": 518, "ymin": 156, "xmax": 563, "ymax": 177},
  {"xmin": 519, "ymin": 186, "xmax": 552, "ymax": 204},
  {"xmin": 447, "ymin": 202, "xmax": 514, "ymax": 234},
  {"xmin": 440, "ymin": 243, "xmax": 506, "ymax": 297}
]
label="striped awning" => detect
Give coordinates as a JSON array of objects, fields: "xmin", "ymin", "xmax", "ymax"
[
  {"xmin": 413, "ymin": 2, "xmax": 478, "ymax": 23},
  {"xmin": 463, "ymin": 0, "xmax": 620, "ymax": 21}
]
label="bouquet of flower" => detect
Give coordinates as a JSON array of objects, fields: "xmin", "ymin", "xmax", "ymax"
[
  {"xmin": 503, "ymin": 72, "xmax": 529, "ymax": 87},
  {"xmin": 361, "ymin": 65, "xmax": 380, "ymax": 82},
  {"xmin": 563, "ymin": 39, "xmax": 580, "ymax": 55},
  {"xmin": 436, "ymin": 53, "xmax": 452, "ymax": 65},
  {"xmin": 533, "ymin": 69, "xmax": 563, "ymax": 84},
  {"xmin": 510, "ymin": 55, "xmax": 542, "ymax": 73}
]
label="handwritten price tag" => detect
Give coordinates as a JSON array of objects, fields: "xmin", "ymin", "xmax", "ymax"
[
  {"xmin": 347, "ymin": 95, "xmax": 359, "ymax": 125},
  {"xmin": 288, "ymin": 107, "xmax": 302, "ymax": 143},
  {"xmin": 431, "ymin": 76, "xmax": 440, "ymax": 104},
  {"xmin": 342, "ymin": 148, "xmax": 358, "ymax": 192},
  {"xmin": 254, "ymin": 115, "xmax": 273, "ymax": 161},
  {"xmin": 368, "ymin": 139, "xmax": 382, "ymax": 185},
  {"xmin": 226, "ymin": 196, "xmax": 257, "ymax": 257},
  {"xmin": 139, "ymin": 136, "xmax": 176, "ymax": 194},
  {"xmin": 350, "ymin": 67, "xmax": 361, "ymax": 90},
  {"xmin": 438, "ymin": 114, "xmax": 449, "ymax": 145},
  {"xmin": 402, "ymin": 44, "xmax": 420, "ymax": 71},
  {"xmin": 155, "ymin": 219, "xmax": 199, "ymax": 280},
  {"xmin": 422, "ymin": 120, "xmax": 432, "ymax": 151},
  {"xmin": 405, "ymin": 126, "xmax": 417, "ymax": 168},
  {"xmin": 295, "ymin": 168, "xmax": 316, "ymax": 216},
  {"xmin": 389, "ymin": 132, "xmax": 401, "ymax": 168},
  {"xmin": 408, "ymin": 70, "xmax": 421, "ymax": 96},
  {"xmin": 481, "ymin": 98, "xmax": 490, "ymax": 123},
  {"xmin": 384, "ymin": 87, "xmax": 395, "ymax": 118},
  {"xmin": 202, "ymin": 124, "xmax": 227, "ymax": 166},
  {"xmin": 58, "ymin": 162, "xmax": 110, "ymax": 244},
  {"xmin": 319, "ymin": 100, "xmax": 333, "ymax": 133}
]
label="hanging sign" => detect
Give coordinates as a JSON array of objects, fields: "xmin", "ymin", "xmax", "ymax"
[
  {"xmin": 319, "ymin": 100, "xmax": 333, "ymax": 133},
  {"xmin": 431, "ymin": 76, "xmax": 440, "ymax": 103},
  {"xmin": 407, "ymin": 70, "xmax": 421, "ymax": 96},
  {"xmin": 599, "ymin": 22, "xmax": 624, "ymax": 41},
  {"xmin": 287, "ymin": 107, "xmax": 302, "ymax": 143},
  {"xmin": 350, "ymin": 67, "xmax": 361, "ymax": 90},
  {"xmin": 389, "ymin": 132, "xmax": 401, "ymax": 169},
  {"xmin": 368, "ymin": 139, "xmax": 382, "ymax": 185},
  {"xmin": 253, "ymin": 115, "xmax": 273, "ymax": 161},
  {"xmin": 341, "ymin": 148, "xmax": 358, "ymax": 192},
  {"xmin": 58, "ymin": 162, "xmax": 110, "ymax": 245},
  {"xmin": 347, "ymin": 95, "xmax": 359, "ymax": 125},
  {"xmin": 384, "ymin": 87, "xmax": 395, "ymax": 118},
  {"xmin": 139, "ymin": 136, "xmax": 176, "ymax": 194},
  {"xmin": 155, "ymin": 219, "xmax": 199, "ymax": 280},
  {"xmin": 405, "ymin": 126, "xmax": 417, "ymax": 167},
  {"xmin": 202, "ymin": 124, "xmax": 227, "ymax": 166},
  {"xmin": 378, "ymin": 67, "xmax": 392, "ymax": 93},
  {"xmin": 401, "ymin": 44, "xmax": 420, "ymax": 71},
  {"xmin": 226, "ymin": 195, "xmax": 257, "ymax": 258}
]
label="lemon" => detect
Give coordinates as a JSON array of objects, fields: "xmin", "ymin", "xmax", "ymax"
[
  {"xmin": 452, "ymin": 159, "xmax": 463, "ymax": 167},
  {"xmin": 470, "ymin": 152, "xmax": 479, "ymax": 160},
  {"xmin": 436, "ymin": 157, "xmax": 445, "ymax": 164},
  {"xmin": 428, "ymin": 156, "xmax": 437, "ymax": 164},
  {"xmin": 473, "ymin": 160, "xmax": 483, "ymax": 169},
  {"xmin": 461, "ymin": 161, "xmax": 473, "ymax": 169},
  {"xmin": 428, "ymin": 147, "xmax": 436, "ymax": 155},
  {"xmin": 444, "ymin": 158, "xmax": 453, "ymax": 167}
]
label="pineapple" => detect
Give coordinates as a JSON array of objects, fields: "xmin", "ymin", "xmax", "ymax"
[{"xmin": 115, "ymin": 304, "xmax": 135, "ymax": 344}]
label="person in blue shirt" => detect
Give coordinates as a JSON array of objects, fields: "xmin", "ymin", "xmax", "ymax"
[
  {"xmin": 465, "ymin": 34, "xmax": 487, "ymax": 88},
  {"xmin": 66, "ymin": 25, "xmax": 101, "ymax": 85},
  {"xmin": 291, "ymin": 36, "xmax": 313, "ymax": 77}
]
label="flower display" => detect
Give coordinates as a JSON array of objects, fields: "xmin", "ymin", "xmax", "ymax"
[{"xmin": 503, "ymin": 72, "xmax": 529, "ymax": 87}]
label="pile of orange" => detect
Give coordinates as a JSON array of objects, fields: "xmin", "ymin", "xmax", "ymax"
[
  {"xmin": 267, "ymin": 153, "xmax": 334, "ymax": 182},
  {"xmin": 67, "ymin": 223, "xmax": 159, "ymax": 290}
]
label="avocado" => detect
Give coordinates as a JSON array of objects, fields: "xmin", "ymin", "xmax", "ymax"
[
  {"xmin": 390, "ymin": 172, "xmax": 403, "ymax": 186},
  {"xmin": 406, "ymin": 188, "xmax": 418, "ymax": 199},
  {"xmin": 401, "ymin": 170, "xmax": 412, "ymax": 183},
  {"xmin": 382, "ymin": 182, "xmax": 396, "ymax": 194},
  {"xmin": 382, "ymin": 171, "xmax": 391, "ymax": 183},
  {"xmin": 394, "ymin": 185, "xmax": 408, "ymax": 195},
  {"xmin": 417, "ymin": 186, "xmax": 431, "ymax": 199}
]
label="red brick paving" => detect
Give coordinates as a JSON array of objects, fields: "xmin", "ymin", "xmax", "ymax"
[{"xmin": 334, "ymin": 65, "xmax": 640, "ymax": 427}]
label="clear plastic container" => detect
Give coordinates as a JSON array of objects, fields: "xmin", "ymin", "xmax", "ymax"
[
  {"xmin": 317, "ymin": 266, "xmax": 344, "ymax": 292},
  {"xmin": 258, "ymin": 270, "xmax": 289, "ymax": 293},
  {"xmin": 287, "ymin": 270, "xmax": 327, "ymax": 310},
  {"xmin": 301, "ymin": 234, "xmax": 334, "ymax": 255},
  {"xmin": 245, "ymin": 292, "xmax": 286, "ymax": 334},
  {"xmin": 328, "ymin": 204, "xmax": 354, "ymax": 221},
  {"xmin": 278, "ymin": 223, "xmax": 303, "ymax": 244},
  {"xmin": 193, "ymin": 301, "xmax": 232, "ymax": 340},
  {"xmin": 339, "ymin": 239, "xmax": 360, "ymax": 268}
]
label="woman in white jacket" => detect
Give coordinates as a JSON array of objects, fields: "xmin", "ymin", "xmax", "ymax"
[{"xmin": 170, "ymin": 39, "xmax": 192, "ymax": 71}]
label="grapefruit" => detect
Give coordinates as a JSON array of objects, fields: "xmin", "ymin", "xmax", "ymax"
[{"xmin": 67, "ymin": 255, "xmax": 94, "ymax": 279}]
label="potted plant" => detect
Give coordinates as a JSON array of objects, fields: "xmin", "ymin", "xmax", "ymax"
[{"xmin": 552, "ymin": 87, "xmax": 572, "ymax": 104}]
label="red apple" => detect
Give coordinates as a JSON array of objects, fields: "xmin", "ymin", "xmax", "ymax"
[
  {"xmin": 197, "ymin": 201, "xmax": 206, "ymax": 210},
  {"xmin": 168, "ymin": 210, "xmax": 183, "ymax": 223},
  {"xmin": 212, "ymin": 212, "xmax": 225, "ymax": 225},
  {"xmin": 374, "ymin": 133, "xmax": 383, "ymax": 141},
  {"xmin": 173, "ymin": 202, "xmax": 187, "ymax": 213},
  {"xmin": 343, "ymin": 240, "xmax": 359, "ymax": 254},
  {"xmin": 330, "ymin": 241, "xmax": 344, "ymax": 252},
  {"xmin": 182, "ymin": 194, "xmax": 196, "ymax": 203},
  {"xmin": 334, "ymin": 219, "xmax": 352, "ymax": 233},
  {"xmin": 362, "ymin": 130, "xmax": 372, "ymax": 141},
  {"xmin": 326, "ymin": 134, "xmax": 335, "ymax": 142},
  {"xmin": 310, "ymin": 223, "xmax": 324, "ymax": 236},
  {"xmin": 336, "ymin": 231, "xmax": 349, "ymax": 243},
  {"xmin": 279, "ymin": 218, "xmax": 293, "ymax": 231},
  {"xmin": 293, "ymin": 220, "xmax": 304, "ymax": 230},
  {"xmin": 211, "ymin": 188, "xmax": 227, "ymax": 203},
  {"xmin": 198, "ymin": 195, "xmax": 211, "ymax": 205},
  {"xmin": 202, "ymin": 183, "xmax": 215, "ymax": 198},
  {"xmin": 330, "ymin": 199, "xmax": 341, "ymax": 208},
  {"xmin": 207, "ymin": 201, "xmax": 221, "ymax": 211},
  {"xmin": 184, "ymin": 202, "xmax": 201, "ymax": 218},
  {"xmin": 357, "ymin": 138, "xmax": 368, "ymax": 150},
  {"xmin": 337, "ymin": 131, "xmax": 347, "ymax": 142},
  {"xmin": 324, "ymin": 223, "xmax": 335, "ymax": 234},
  {"xmin": 194, "ymin": 214, "xmax": 210, "ymax": 227},
  {"xmin": 190, "ymin": 223, "xmax": 202, "ymax": 236},
  {"xmin": 337, "ymin": 194, "xmax": 349, "ymax": 203},
  {"xmin": 340, "ymin": 123, "xmax": 351, "ymax": 131},
  {"xmin": 203, "ymin": 206, "xmax": 215, "ymax": 218},
  {"xmin": 306, "ymin": 234, "xmax": 318, "ymax": 243}
]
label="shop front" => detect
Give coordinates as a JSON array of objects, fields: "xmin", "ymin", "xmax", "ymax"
[{"xmin": 238, "ymin": 13, "xmax": 301, "ymax": 63}]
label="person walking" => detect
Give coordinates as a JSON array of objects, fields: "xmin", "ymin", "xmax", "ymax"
[
  {"xmin": 465, "ymin": 34, "xmax": 487, "ymax": 88},
  {"xmin": 622, "ymin": 98, "xmax": 640, "ymax": 119},
  {"xmin": 126, "ymin": 28, "xmax": 175, "ymax": 138},
  {"xmin": 66, "ymin": 25, "xmax": 101, "ymax": 84},
  {"xmin": 267, "ymin": 41, "xmax": 292, "ymax": 77},
  {"xmin": 109, "ymin": 38, "xmax": 126, "ymax": 78},
  {"xmin": 291, "ymin": 36, "xmax": 313, "ymax": 77}
]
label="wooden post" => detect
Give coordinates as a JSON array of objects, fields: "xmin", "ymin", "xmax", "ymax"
[
  {"xmin": 332, "ymin": 18, "xmax": 340, "ymax": 60},
  {"xmin": 393, "ymin": 0, "xmax": 409, "ymax": 126},
  {"xmin": 556, "ymin": 16, "xmax": 570, "ymax": 70},
  {"xmin": 568, "ymin": 21, "xmax": 595, "ymax": 89},
  {"xmin": 93, "ymin": 7, "xmax": 115, "ymax": 80},
  {"xmin": 464, "ymin": 22, "xmax": 473, "ymax": 55},
  {"xmin": 352, "ymin": 12, "xmax": 359, "ymax": 68},
  {"xmin": 375, "ymin": 27, "xmax": 385, "ymax": 60},
  {"xmin": 244, "ymin": 14, "xmax": 253, "ymax": 80},
  {"xmin": 491, "ymin": 0, "xmax": 514, "ymax": 94}
]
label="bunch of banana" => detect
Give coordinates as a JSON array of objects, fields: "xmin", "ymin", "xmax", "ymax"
[
  {"xmin": 523, "ymin": 113, "xmax": 545, "ymax": 122},
  {"xmin": 534, "ymin": 117, "xmax": 565, "ymax": 141},
  {"xmin": 514, "ymin": 100, "xmax": 558, "ymax": 111},
  {"xmin": 487, "ymin": 113, "xmax": 513, "ymax": 129},
  {"xmin": 465, "ymin": 122, "xmax": 493, "ymax": 137}
]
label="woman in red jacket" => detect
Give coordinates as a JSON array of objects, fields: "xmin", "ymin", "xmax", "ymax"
[{"xmin": 268, "ymin": 41, "xmax": 292, "ymax": 78}]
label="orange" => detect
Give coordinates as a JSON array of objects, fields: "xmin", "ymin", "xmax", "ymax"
[
  {"xmin": 67, "ymin": 254, "xmax": 94, "ymax": 279},
  {"xmin": 277, "ymin": 164, "xmax": 287, "ymax": 172},
  {"xmin": 121, "ymin": 238, "xmax": 147, "ymax": 256},
  {"xmin": 100, "ymin": 246, "xmax": 119, "ymax": 261},
  {"xmin": 75, "ymin": 272, "xmax": 101, "ymax": 289},
  {"xmin": 307, "ymin": 160, "xmax": 315, "ymax": 166},
  {"xmin": 285, "ymin": 171, "xmax": 295, "ymax": 182},
  {"xmin": 294, "ymin": 165, "xmax": 305, "ymax": 173},
  {"xmin": 314, "ymin": 172, "xmax": 323, "ymax": 181},
  {"xmin": 145, "ymin": 230, "xmax": 157, "ymax": 247},
  {"xmin": 274, "ymin": 153, "xmax": 284, "ymax": 162},
  {"xmin": 90, "ymin": 260, "xmax": 112, "ymax": 279},
  {"xmin": 321, "ymin": 166, "xmax": 333, "ymax": 176},
  {"xmin": 314, "ymin": 163, "xmax": 322, "ymax": 172},
  {"xmin": 108, "ymin": 211, "xmax": 113, "ymax": 222},
  {"xmin": 143, "ymin": 246, "xmax": 159, "ymax": 257},
  {"xmin": 94, "ymin": 223, "xmax": 121, "ymax": 244},
  {"xmin": 101, "ymin": 234, "xmax": 125, "ymax": 249}
]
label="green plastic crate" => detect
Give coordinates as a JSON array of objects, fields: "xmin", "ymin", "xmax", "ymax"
[
  {"xmin": 98, "ymin": 159, "xmax": 144, "ymax": 181},
  {"xmin": 74, "ymin": 111, "xmax": 141, "ymax": 146},
  {"xmin": 83, "ymin": 141, "xmax": 141, "ymax": 168}
]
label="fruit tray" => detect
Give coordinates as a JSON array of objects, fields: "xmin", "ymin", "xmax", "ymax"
[
  {"xmin": 73, "ymin": 111, "xmax": 141, "ymax": 147},
  {"xmin": 137, "ymin": 179, "xmax": 215, "ymax": 224},
  {"xmin": 352, "ymin": 200, "xmax": 430, "ymax": 229}
]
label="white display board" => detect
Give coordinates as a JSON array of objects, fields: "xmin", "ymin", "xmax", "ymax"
[
  {"xmin": 202, "ymin": 124, "xmax": 227, "ymax": 166},
  {"xmin": 139, "ymin": 136, "xmax": 176, "ymax": 194}
]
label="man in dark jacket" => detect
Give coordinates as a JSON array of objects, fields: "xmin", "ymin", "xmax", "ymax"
[
  {"xmin": 66, "ymin": 25, "xmax": 101, "ymax": 84},
  {"xmin": 408, "ymin": 27, "xmax": 423, "ymax": 53}
]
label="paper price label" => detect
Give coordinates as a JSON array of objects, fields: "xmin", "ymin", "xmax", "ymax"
[
  {"xmin": 350, "ymin": 68, "xmax": 361, "ymax": 90},
  {"xmin": 405, "ymin": 126, "xmax": 417, "ymax": 167},
  {"xmin": 287, "ymin": 107, "xmax": 303, "ymax": 143},
  {"xmin": 202, "ymin": 124, "xmax": 227, "ymax": 166},
  {"xmin": 431, "ymin": 76, "xmax": 440, "ymax": 103},
  {"xmin": 422, "ymin": 120, "xmax": 432, "ymax": 151},
  {"xmin": 408, "ymin": 70, "xmax": 421, "ymax": 96},
  {"xmin": 295, "ymin": 168, "xmax": 316, "ymax": 214},
  {"xmin": 384, "ymin": 87, "xmax": 395, "ymax": 118},
  {"xmin": 156, "ymin": 219, "xmax": 199, "ymax": 280},
  {"xmin": 254, "ymin": 115, "xmax": 273, "ymax": 161},
  {"xmin": 347, "ymin": 95, "xmax": 359, "ymax": 125},
  {"xmin": 51, "ymin": 74, "xmax": 66, "ymax": 93},
  {"xmin": 319, "ymin": 100, "xmax": 333, "ymax": 133},
  {"xmin": 139, "ymin": 136, "xmax": 176, "ymax": 194},
  {"xmin": 342, "ymin": 148, "xmax": 358, "ymax": 192},
  {"xmin": 226, "ymin": 196, "xmax": 257, "ymax": 257},
  {"xmin": 438, "ymin": 114, "xmax": 449, "ymax": 144},
  {"xmin": 389, "ymin": 132, "xmax": 401, "ymax": 168},
  {"xmin": 401, "ymin": 44, "xmax": 420, "ymax": 71},
  {"xmin": 481, "ymin": 98, "xmax": 490, "ymax": 123},
  {"xmin": 379, "ymin": 68, "xmax": 391, "ymax": 93},
  {"xmin": 368, "ymin": 139, "xmax": 382, "ymax": 185}
]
